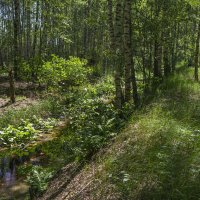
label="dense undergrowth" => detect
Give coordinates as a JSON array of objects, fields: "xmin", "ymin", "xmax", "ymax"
[
  {"xmin": 93, "ymin": 68, "xmax": 200, "ymax": 200},
  {"xmin": 0, "ymin": 97, "xmax": 63, "ymax": 129},
  {"xmin": 0, "ymin": 117, "xmax": 57, "ymax": 147},
  {"xmin": 27, "ymin": 75, "xmax": 137, "ymax": 197},
  {"xmin": 0, "ymin": 71, "xmax": 134, "ymax": 198},
  {"xmin": 2, "ymin": 61, "xmax": 199, "ymax": 199}
]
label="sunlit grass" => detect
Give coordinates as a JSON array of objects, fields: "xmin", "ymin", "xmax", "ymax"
[
  {"xmin": 96, "ymin": 68, "xmax": 200, "ymax": 199},
  {"xmin": 0, "ymin": 98, "xmax": 63, "ymax": 129}
]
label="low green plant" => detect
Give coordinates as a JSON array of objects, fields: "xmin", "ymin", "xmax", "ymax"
[
  {"xmin": 0, "ymin": 117, "xmax": 58, "ymax": 147},
  {"xmin": 42, "ymin": 76, "xmax": 130, "ymax": 163},
  {"xmin": 67, "ymin": 97, "xmax": 118, "ymax": 159},
  {"xmin": 27, "ymin": 166, "xmax": 54, "ymax": 196},
  {"xmin": 32, "ymin": 115, "xmax": 58, "ymax": 131},
  {"xmin": 0, "ymin": 98, "xmax": 62, "ymax": 129},
  {"xmin": 0, "ymin": 122, "xmax": 38, "ymax": 146},
  {"xmin": 18, "ymin": 60, "xmax": 32, "ymax": 81},
  {"xmin": 61, "ymin": 76, "xmax": 130, "ymax": 160}
]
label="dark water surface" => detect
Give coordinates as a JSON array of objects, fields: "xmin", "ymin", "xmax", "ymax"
[
  {"xmin": 0, "ymin": 121, "xmax": 66, "ymax": 200},
  {"xmin": 0, "ymin": 156, "xmax": 30, "ymax": 200}
]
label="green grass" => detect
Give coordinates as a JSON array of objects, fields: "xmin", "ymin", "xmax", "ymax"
[
  {"xmin": 0, "ymin": 97, "xmax": 64, "ymax": 129},
  {"xmin": 94, "ymin": 68, "xmax": 200, "ymax": 200}
]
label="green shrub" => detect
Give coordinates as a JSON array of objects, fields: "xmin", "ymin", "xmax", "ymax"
[
  {"xmin": 42, "ymin": 76, "xmax": 131, "ymax": 162},
  {"xmin": 39, "ymin": 55, "xmax": 91, "ymax": 89},
  {"xmin": 66, "ymin": 95, "xmax": 119, "ymax": 160}
]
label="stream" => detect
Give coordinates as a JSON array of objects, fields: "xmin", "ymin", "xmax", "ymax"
[
  {"xmin": 0, "ymin": 156, "xmax": 30, "ymax": 199},
  {"xmin": 0, "ymin": 122, "xmax": 66, "ymax": 200}
]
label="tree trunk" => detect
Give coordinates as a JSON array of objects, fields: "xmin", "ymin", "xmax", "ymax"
[
  {"xmin": 107, "ymin": 0, "xmax": 115, "ymax": 49},
  {"xmin": 114, "ymin": 0, "xmax": 123, "ymax": 109},
  {"xmin": 32, "ymin": 0, "xmax": 39, "ymax": 58},
  {"xmin": 154, "ymin": 39, "xmax": 162, "ymax": 78},
  {"xmin": 26, "ymin": 0, "xmax": 31, "ymax": 60},
  {"xmin": 124, "ymin": 0, "xmax": 131, "ymax": 102},
  {"xmin": 194, "ymin": 22, "xmax": 200, "ymax": 81},
  {"xmin": 32, "ymin": 0, "xmax": 40, "ymax": 81},
  {"xmin": 9, "ymin": 67, "xmax": 16, "ymax": 103},
  {"xmin": 107, "ymin": 0, "xmax": 123, "ymax": 109},
  {"xmin": 124, "ymin": 0, "xmax": 139, "ymax": 105},
  {"xmin": 13, "ymin": 0, "xmax": 20, "ymax": 79},
  {"xmin": 163, "ymin": 45, "xmax": 170, "ymax": 77},
  {"xmin": 171, "ymin": 22, "xmax": 178, "ymax": 72},
  {"xmin": 0, "ymin": 50, "xmax": 3, "ymax": 67}
]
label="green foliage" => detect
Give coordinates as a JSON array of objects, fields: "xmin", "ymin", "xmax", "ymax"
[
  {"xmin": 41, "ymin": 76, "xmax": 126, "ymax": 163},
  {"xmin": 82, "ymin": 75, "xmax": 115, "ymax": 98},
  {"xmin": 32, "ymin": 115, "xmax": 58, "ymax": 132},
  {"xmin": 0, "ymin": 98, "xmax": 63, "ymax": 129},
  {"xmin": 0, "ymin": 117, "xmax": 57, "ymax": 147},
  {"xmin": 97, "ymin": 69, "xmax": 200, "ymax": 199},
  {"xmin": 18, "ymin": 60, "xmax": 32, "ymax": 81},
  {"xmin": 27, "ymin": 166, "xmax": 54, "ymax": 196},
  {"xmin": 94, "ymin": 75, "xmax": 115, "ymax": 97},
  {"xmin": 39, "ymin": 55, "xmax": 91, "ymax": 89},
  {"xmin": 67, "ymin": 98, "xmax": 118, "ymax": 159},
  {"xmin": 62, "ymin": 76, "xmax": 135, "ymax": 160},
  {"xmin": 0, "ymin": 68, "xmax": 7, "ymax": 77},
  {"xmin": 0, "ymin": 122, "xmax": 37, "ymax": 146},
  {"xmin": 185, "ymin": 0, "xmax": 200, "ymax": 7}
]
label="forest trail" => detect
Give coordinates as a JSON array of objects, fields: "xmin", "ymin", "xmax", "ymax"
[{"xmin": 40, "ymin": 68, "xmax": 200, "ymax": 200}]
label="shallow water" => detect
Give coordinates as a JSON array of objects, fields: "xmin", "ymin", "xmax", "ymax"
[
  {"xmin": 0, "ymin": 122, "xmax": 66, "ymax": 200},
  {"xmin": 0, "ymin": 156, "xmax": 30, "ymax": 200}
]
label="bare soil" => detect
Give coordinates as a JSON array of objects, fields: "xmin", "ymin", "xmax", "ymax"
[
  {"xmin": 0, "ymin": 97, "xmax": 38, "ymax": 114},
  {"xmin": 0, "ymin": 76, "xmax": 44, "ymax": 114}
]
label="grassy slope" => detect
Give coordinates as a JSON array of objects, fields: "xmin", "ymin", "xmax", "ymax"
[
  {"xmin": 97, "ymin": 68, "xmax": 200, "ymax": 200},
  {"xmin": 48, "ymin": 68, "xmax": 200, "ymax": 200}
]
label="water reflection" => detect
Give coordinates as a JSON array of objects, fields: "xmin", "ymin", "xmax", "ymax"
[
  {"xmin": 0, "ymin": 156, "xmax": 29, "ymax": 199},
  {"xmin": 0, "ymin": 157, "xmax": 15, "ymax": 186}
]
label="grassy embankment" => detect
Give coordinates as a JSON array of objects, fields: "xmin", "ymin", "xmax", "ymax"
[{"xmin": 91, "ymin": 68, "xmax": 200, "ymax": 200}]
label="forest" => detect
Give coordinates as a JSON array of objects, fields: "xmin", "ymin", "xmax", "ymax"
[{"xmin": 0, "ymin": 0, "xmax": 200, "ymax": 199}]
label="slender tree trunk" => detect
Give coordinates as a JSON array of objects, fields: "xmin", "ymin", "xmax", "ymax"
[
  {"xmin": 83, "ymin": 0, "xmax": 91, "ymax": 56},
  {"xmin": 154, "ymin": 39, "xmax": 162, "ymax": 78},
  {"xmin": 107, "ymin": 0, "xmax": 123, "ymax": 109},
  {"xmin": 22, "ymin": 0, "xmax": 25, "ymax": 58},
  {"xmin": 107, "ymin": 0, "xmax": 115, "ymax": 49},
  {"xmin": 163, "ymin": 45, "xmax": 170, "ymax": 77},
  {"xmin": 9, "ymin": 67, "xmax": 16, "ymax": 103},
  {"xmin": 0, "ymin": 50, "xmax": 3, "ymax": 67},
  {"xmin": 194, "ymin": 22, "xmax": 200, "ymax": 81},
  {"xmin": 124, "ymin": 0, "xmax": 139, "ymax": 105},
  {"xmin": 26, "ymin": 0, "xmax": 31, "ymax": 60},
  {"xmin": 124, "ymin": 0, "xmax": 131, "ymax": 102},
  {"xmin": 142, "ymin": 38, "xmax": 147, "ymax": 84},
  {"xmin": 114, "ymin": 0, "xmax": 123, "ymax": 109},
  {"xmin": 153, "ymin": 0, "xmax": 162, "ymax": 79},
  {"xmin": 40, "ymin": 0, "xmax": 49, "ymax": 58},
  {"xmin": 131, "ymin": 61, "xmax": 139, "ymax": 107},
  {"xmin": 13, "ymin": 0, "xmax": 20, "ymax": 79},
  {"xmin": 32, "ymin": 0, "xmax": 39, "ymax": 58},
  {"xmin": 171, "ymin": 22, "xmax": 178, "ymax": 72}
]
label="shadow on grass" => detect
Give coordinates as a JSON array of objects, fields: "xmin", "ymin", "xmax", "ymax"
[{"xmin": 104, "ymin": 68, "xmax": 200, "ymax": 200}]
